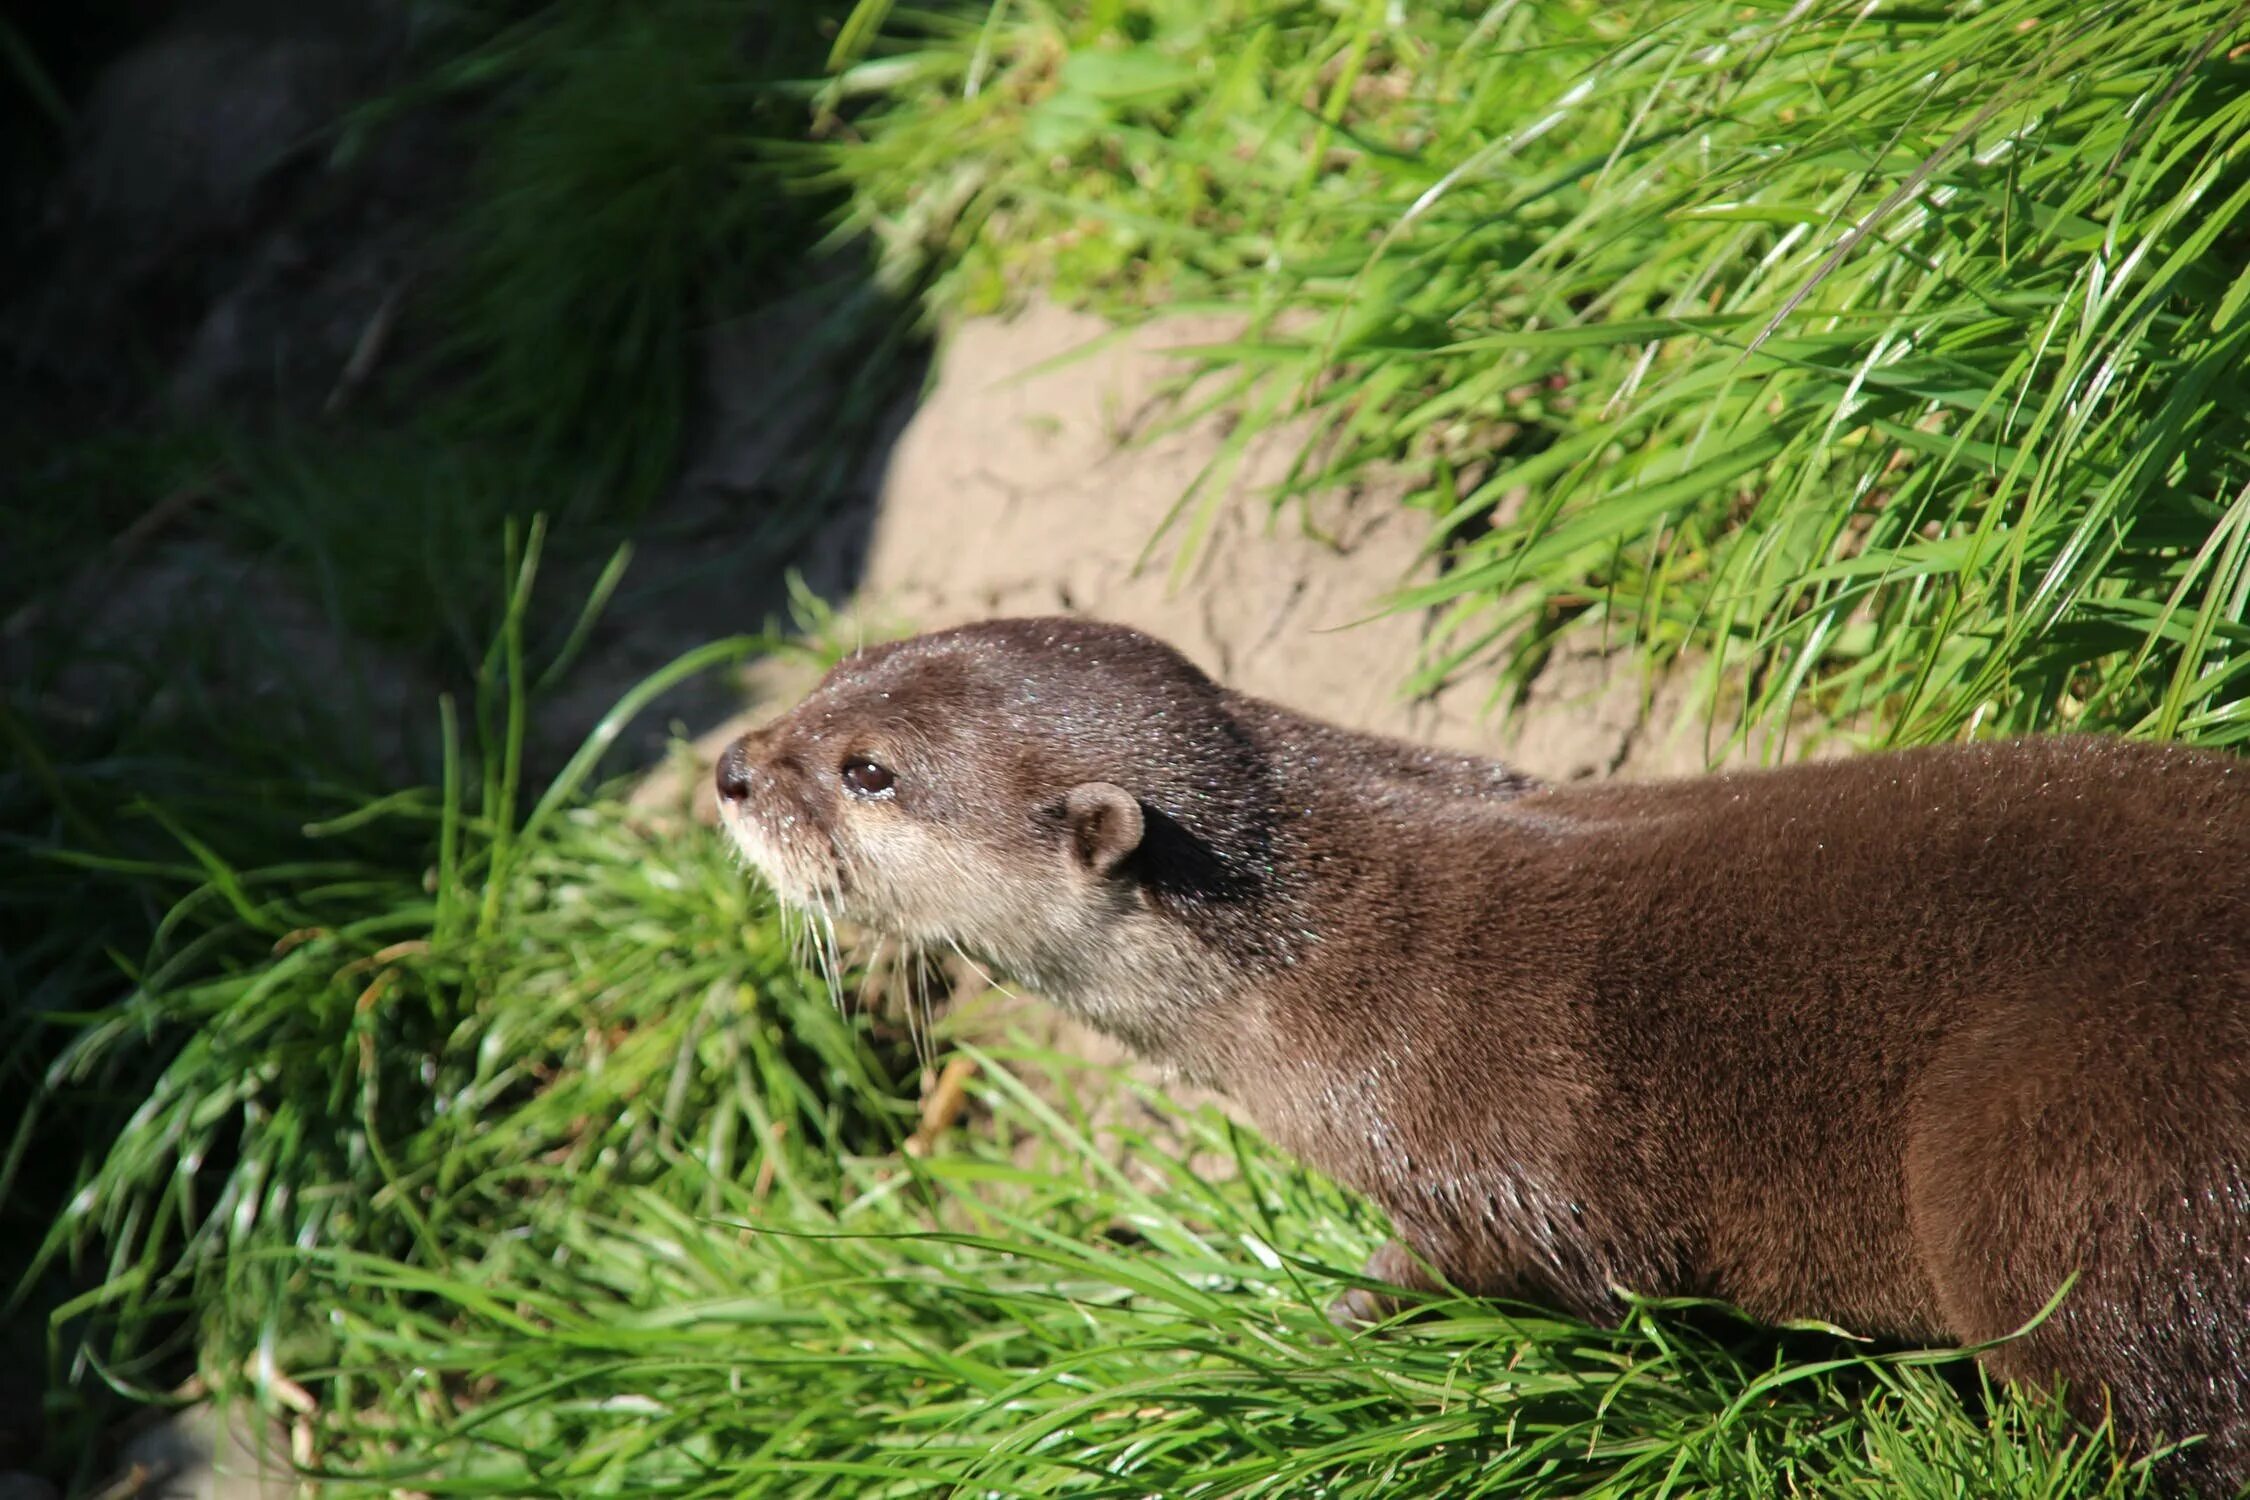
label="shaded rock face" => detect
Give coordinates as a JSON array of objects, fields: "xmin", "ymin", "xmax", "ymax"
[
  {"xmin": 68, "ymin": 28, "xmax": 359, "ymax": 254},
  {"xmin": 0, "ymin": 0, "xmax": 925, "ymax": 814},
  {"xmin": 5, "ymin": 0, "xmax": 427, "ymax": 418}
]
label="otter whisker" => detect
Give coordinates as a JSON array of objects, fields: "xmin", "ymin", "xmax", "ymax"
[
  {"xmin": 897, "ymin": 944, "xmax": 933, "ymax": 1081},
  {"xmin": 854, "ymin": 932, "xmax": 888, "ymax": 1019},
  {"xmin": 811, "ymin": 904, "xmax": 846, "ymax": 1019},
  {"xmin": 775, "ymin": 893, "xmax": 812, "ymax": 985},
  {"xmin": 912, "ymin": 943, "xmax": 939, "ymax": 1079},
  {"xmin": 945, "ymin": 939, "xmax": 1024, "ymax": 1007}
]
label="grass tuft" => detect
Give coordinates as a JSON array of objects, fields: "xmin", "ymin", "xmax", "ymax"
[{"xmin": 418, "ymin": 0, "xmax": 896, "ymax": 518}]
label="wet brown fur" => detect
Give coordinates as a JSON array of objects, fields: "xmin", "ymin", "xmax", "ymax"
[{"xmin": 715, "ymin": 617, "xmax": 2250, "ymax": 1492}]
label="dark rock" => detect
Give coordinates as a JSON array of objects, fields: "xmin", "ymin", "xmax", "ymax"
[
  {"xmin": 5, "ymin": 0, "xmax": 428, "ymax": 415},
  {"xmin": 68, "ymin": 32, "xmax": 354, "ymax": 259}
]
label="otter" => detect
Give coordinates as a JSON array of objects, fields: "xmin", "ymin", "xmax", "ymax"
[{"xmin": 712, "ymin": 615, "xmax": 2250, "ymax": 1491}]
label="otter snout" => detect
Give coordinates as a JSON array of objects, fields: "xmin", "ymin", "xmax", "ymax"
[
  {"xmin": 712, "ymin": 724, "xmax": 843, "ymax": 905},
  {"xmin": 716, "ymin": 727, "xmax": 796, "ymax": 805},
  {"xmin": 715, "ymin": 735, "xmax": 758, "ymax": 804}
]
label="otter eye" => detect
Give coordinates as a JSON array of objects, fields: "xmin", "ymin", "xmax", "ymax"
[{"xmin": 841, "ymin": 757, "xmax": 895, "ymax": 798}]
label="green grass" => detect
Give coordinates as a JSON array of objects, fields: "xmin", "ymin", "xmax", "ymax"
[{"xmin": 827, "ymin": 0, "xmax": 2250, "ymax": 751}]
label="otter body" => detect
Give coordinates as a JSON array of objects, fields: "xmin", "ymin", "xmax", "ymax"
[{"xmin": 715, "ymin": 617, "xmax": 2250, "ymax": 1489}]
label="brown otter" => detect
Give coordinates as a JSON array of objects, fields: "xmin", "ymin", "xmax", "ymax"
[{"xmin": 713, "ymin": 615, "xmax": 2250, "ymax": 1491}]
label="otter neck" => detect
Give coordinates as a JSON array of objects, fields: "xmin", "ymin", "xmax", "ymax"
[
  {"xmin": 982, "ymin": 909, "xmax": 1247, "ymax": 1078},
  {"xmin": 1027, "ymin": 699, "xmax": 1543, "ymax": 1081}
]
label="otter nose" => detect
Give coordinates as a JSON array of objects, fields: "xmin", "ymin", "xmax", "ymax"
[{"xmin": 714, "ymin": 738, "xmax": 757, "ymax": 803}]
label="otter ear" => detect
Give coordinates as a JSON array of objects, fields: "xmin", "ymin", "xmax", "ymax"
[{"xmin": 1061, "ymin": 782, "xmax": 1143, "ymax": 878}]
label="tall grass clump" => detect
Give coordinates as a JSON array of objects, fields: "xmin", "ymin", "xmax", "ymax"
[
  {"xmin": 828, "ymin": 0, "xmax": 2250, "ymax": 750},
  {"xmin": 419, "ymin": 0, "xmax": 891, "ymax": 516}
]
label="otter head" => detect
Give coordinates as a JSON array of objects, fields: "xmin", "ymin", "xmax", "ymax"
[{"xmin": 712, "ymin": 617, "xmax": 1283, "ymax": 1055}]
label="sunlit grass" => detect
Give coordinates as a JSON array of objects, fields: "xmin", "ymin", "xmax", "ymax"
[{"xmin": 829, "ymin": 0, "xmax": 2250, "ymax": 751}]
